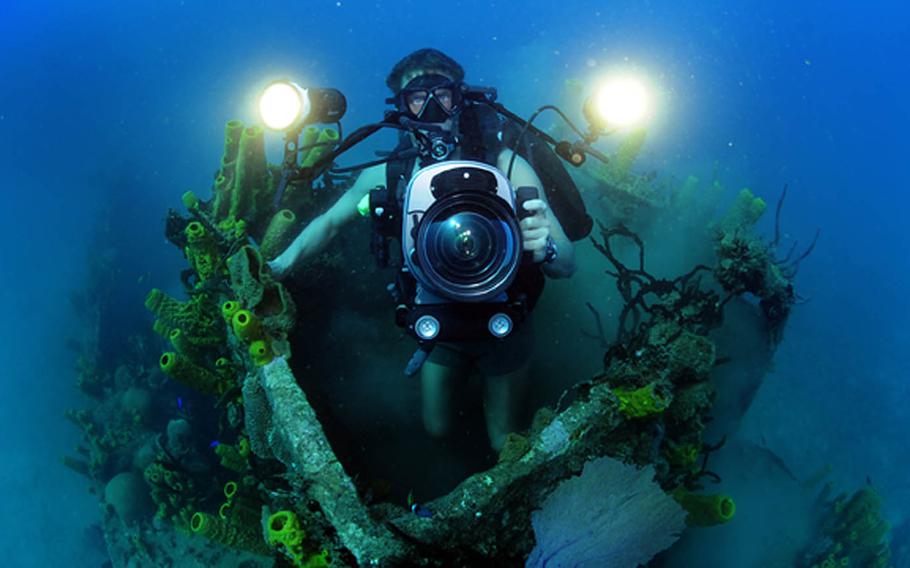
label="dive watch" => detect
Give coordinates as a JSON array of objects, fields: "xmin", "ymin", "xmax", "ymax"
[{"xmin": 540, "ymin": 236, "xmax": 558, "ymax": 264}]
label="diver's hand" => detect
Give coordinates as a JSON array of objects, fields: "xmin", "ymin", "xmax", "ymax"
[
  {"xmin": 519, "ymin": 199, "xmax": 551, "ymax": 263},
  {"xmin": 267, "ymin": 256, "xmax": 292, "ymax": 280}
]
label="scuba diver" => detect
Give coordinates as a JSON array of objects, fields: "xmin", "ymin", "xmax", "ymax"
[{"xmin": 268, "ymin": 49, "xmax": 579, "ymax": 452}]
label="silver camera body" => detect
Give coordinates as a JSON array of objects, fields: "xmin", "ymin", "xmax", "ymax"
[{"xmin": 397, "ymin": 161, "xmax": 530, "ymax": 342}]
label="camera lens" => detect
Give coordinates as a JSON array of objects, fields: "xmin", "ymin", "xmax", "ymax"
[
  {"xmin": 433, "ymin": 212, "xmax": 495, "ymax": 275},
  {"xmin": 416, "ymin": 192, "xmax": 521, "ymax": 302}
]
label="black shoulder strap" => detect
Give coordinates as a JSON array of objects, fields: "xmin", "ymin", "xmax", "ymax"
[
  {"xmin": 458, "ymin": 104, "xmax": 502, "ymax": 165},
  {"xmin": 500, "ymin": 116, "xmax": 593, "ymax": 242}
]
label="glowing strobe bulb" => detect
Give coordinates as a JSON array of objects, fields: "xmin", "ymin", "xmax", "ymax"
[
  {"xmin": 595, "ymin": 76, "xmax": 650, "ymax": 128},
  {"xmin": 258, "ymin": 81, "xmax": 310, "ymax": 130}
]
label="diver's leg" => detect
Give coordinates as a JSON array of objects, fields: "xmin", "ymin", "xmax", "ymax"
[
  {"xmin": 420, "ymin": 359, "xmax": 466, "ymax": 439},
  {"xmin": 483, "ymin": 362, "xmax": 529, "ymax": 452}
]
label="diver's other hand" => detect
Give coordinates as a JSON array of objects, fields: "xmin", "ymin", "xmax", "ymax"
[
  {"xmin": 519, "ymin": 199, "xmax": 550, "ymax": 263},
  {"xmin": 267, "ymin": 255, "xmax": 292, "ymax": 280}
]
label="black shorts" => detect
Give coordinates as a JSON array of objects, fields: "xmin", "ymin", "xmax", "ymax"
[{"xmin": 425, "ymin": 315, "xmax": 535, "ymax": 376}]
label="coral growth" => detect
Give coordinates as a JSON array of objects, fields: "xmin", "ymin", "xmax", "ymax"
[
  {"xmin": 713, "ymin": 186, "xmax": 817, "ymax": 341},
  {"xmin": 104, "ymin": 472, "xmax": 154, "ymax": 526},
  {"xmin": 144, "ymin": 456, "xmax": 197, "ymax": 528},
  {"xmin": 585, "ymin": 129, "xmax": 668, "ymax": 220},
  {"xmin": 267, "ymin": 511, "xmax": 330, "ymax": 567},
  {"xmin": 801, "ymin": 484, "xmax": 892, "ymax": 568},
  {"xmin": 612, "ymin": 383, "xmax": 672, "ymax": 418},
  {"xmin": 215, "ymin": 438, "xmax": 251, "ymax": 472}
]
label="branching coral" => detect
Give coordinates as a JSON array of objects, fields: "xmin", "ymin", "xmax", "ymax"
[{"xmin": 591, "ymin": 223, "xmax": 722, "ymax": 343}]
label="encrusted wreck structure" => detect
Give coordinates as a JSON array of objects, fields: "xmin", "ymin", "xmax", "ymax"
[{"xmin": 63, "ymin": 122, "xmax": 890, "ymax": 567}]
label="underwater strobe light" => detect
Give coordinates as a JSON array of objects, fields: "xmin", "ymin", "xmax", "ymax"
[
  {"xmin": 258, "ymin": 81, "xmax": 347, "ymax": 131},
  {"xmin": 259, "ymin": 81, "xmax": 310, "ymax": 130},
  {"xmin": 584, "ymin": 75, "xmax": 651, "ymax": 131}
]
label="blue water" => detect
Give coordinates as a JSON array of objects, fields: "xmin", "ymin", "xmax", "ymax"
[{"xmin": 1, "ymin": 0, "xmax": 906, "ymax": 565}]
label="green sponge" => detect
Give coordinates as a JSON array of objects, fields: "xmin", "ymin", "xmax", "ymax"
[
  {"xmin": 673, "ymin": 489, "xmax": 736, "ymax": 526},
  {"xmin": 159, "ymin": 352, "xmax": 223, "ymax": 396},
  {"xmin": 613, "ymin": 383, "xmax": 671, "ymax": 418},
  {"xmin": 231, "ymin": 309, "xmax": 263, "ymax": 343}
]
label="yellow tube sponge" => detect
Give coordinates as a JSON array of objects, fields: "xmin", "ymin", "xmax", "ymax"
[
  {"xmin": 181, "ymin": 190, "xmax": 200, "ymax": 211},
  {"xmin": 168, "ymin": 328, "xmax": 197, "ymax": 358},
  {"xmin": 249, "ymin": 339, "xmax": 274, "ymax": 366},
  {"xmin": 223, "ymin": 481, "xmax": 238, "ymax": 501},
  {"xmin": 146, "ymin": 289, "xmax": 224, "ymax": 353},
  {"xmin": 214, "ymin": 356, "xmax": 238, "ymax": 383},
  {"xmin": 231, "ymin": 309, "xmax": 263, "ymax": 343},
  {"xmin": 216, "ymin": 442, "xmax": 248, "ymax": 473},
  {"xmin": 260, "ymin": 209, "xmax": 297, "ymax": 260},
  {"xmin": 159, "ymin": 352, "xmax": 223, "ymax": 396},
  {"xmin": 191, "ymin": 511, "xmax": 269, "ymax": 555},
  {"xmin": 300, "ymin": 127, "xmax": 339, "ymax": 169},
  {"xmin": 232, "ymin": 125, "xmax": 268, "ymax": 221},
  {"xmin": 296, "ymin": 125, "xmax": 321, "ymax": 166},
  {"xmin": 221, "ymin": 300, "xmax": 241, "ymax": 322},
  {"xmin": 719, "ymin": 188, "xmax": 767, "ymax": 236},
  {"xmin": 213, "ymin": 120, "xmax": 247, "ymax": 220},
  {"xmin": 222, "ymin": 120, "xmax": 245, "ymax": 168},
  {"xmin": 268, "ymin": 511, "xmax": 309, "ymax": 565},
  {"xmin": 184, "ymin": 221, "xmax": 220, "ymax": 284},
  {"xmin": 609, "ymin": 128, "xmax": 647, "ymax": 181},
  {"xmin": 672, "ymin": 489, "xmax": 736, "ymax": 526}
]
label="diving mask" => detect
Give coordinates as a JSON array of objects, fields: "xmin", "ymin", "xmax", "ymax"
[{"xmin": 398, "ymin": 74, "xmax": 462, "ymax": 123}]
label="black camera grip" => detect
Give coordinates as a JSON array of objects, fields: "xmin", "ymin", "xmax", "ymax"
[{"xmin": 515, "ymin": 186, "xmax": 540, "ymax": 220}]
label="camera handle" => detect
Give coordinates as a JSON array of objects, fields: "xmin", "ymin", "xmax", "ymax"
[
  {"xmin": 516, "ymin": 186, "xmax": 539, "ymax": 264},
  {"xmin": 515, "ymin": 186, "xmax": 539, "ymax": 219}
]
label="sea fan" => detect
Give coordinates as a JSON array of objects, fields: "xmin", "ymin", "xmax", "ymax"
[{"xmin": 526, "ymin": 456, "xmax": 687, "ymax": 568}]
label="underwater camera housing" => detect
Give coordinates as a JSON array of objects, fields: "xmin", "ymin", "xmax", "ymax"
[{"xmin": 397, "ymin": 160, "xmax": 532, "ymax": 342}]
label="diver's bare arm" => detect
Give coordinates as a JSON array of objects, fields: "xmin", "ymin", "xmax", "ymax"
[
  {"xmin": 269, "ymin": 164, "xmax": 384, "ymax": 276},
  {"xmin": 498, "ymin": 152, "xmax": 577, "ymax": 279}
]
